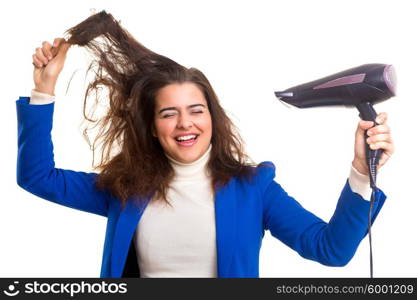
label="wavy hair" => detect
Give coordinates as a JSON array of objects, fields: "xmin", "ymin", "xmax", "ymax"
[{"xmin": 64, "ymin": 10, "xmax": 256, "ymax": 207}]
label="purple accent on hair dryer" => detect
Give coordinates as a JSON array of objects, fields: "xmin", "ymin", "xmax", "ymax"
[{"xmin": 313, "ymin": 73, "xmax": 366, "ymax": 89}]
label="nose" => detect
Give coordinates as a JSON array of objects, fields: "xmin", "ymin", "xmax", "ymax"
[{"xmin": 177, "ymin": 114, "xmax": 193, "ymax": 129}]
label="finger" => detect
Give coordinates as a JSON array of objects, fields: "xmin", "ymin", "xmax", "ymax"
[
  {"xmin": 32, "ymin": 54, "xmax": 44, "ymax": 68},
  {"xmin": 55, "ymin": 41, "xmax": 71, "ymax": 59},
  {"xmin": 366, "ymin": 133, "xmax": 392, "ymax": 144},
  {"xmin": 357, "ymin": 121, "xmax": 375, "ymax": 134},
  {"xmin": 35, "ymin": 47, "xmax": 48, "ymax": 65},
  {"xmin": 358, "ymin": 113, "xmax": 389, "ymax": 132},
  {"xmin": 42, "ymin": 41, "xmax": 53, "ymax": 60},
  {"xmin": 360, "ymin": 120, "xmax": 375, "ymax": 128},
  {"xmin": 375, "ymin": 112, "xmax": 388, "ymax": 124},
  {"xmin": 53, "ymin": 38, "xmax": 69, "ymax": 53},
  {"xmin": 53, "ymin": 37, "xmax": 66, "ymax": 48},
  {"xmin": 377, "ymin": 152, "xmax": 391, "ymax": 168},
  {"xmin": 367, "ymin": 124, "xmax": 391, "ymax": 136},
  {"xmin": 369, "ymin": 141, "xmax": 395, "ymax": 155}
]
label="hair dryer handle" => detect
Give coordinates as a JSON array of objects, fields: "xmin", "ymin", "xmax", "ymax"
[{"xmin": 356, "ymin": 102, "xmax": 382, "ymax": 185}]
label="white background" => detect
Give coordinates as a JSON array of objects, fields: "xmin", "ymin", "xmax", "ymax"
[{"xmin": 1, "ymin": 0, "xmax": 416, "ymax": 277}]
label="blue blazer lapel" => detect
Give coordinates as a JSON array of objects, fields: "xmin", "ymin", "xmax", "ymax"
[
  {"xmin": 214, "ymin": 178, "xmax": 237, "ymax": 277},
  {"xmin": 110, "ymin": 196, "xmax": 151, "ymax": 277}
]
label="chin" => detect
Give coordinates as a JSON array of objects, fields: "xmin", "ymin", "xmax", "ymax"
[
  {"xmin": 173, "ymin": 148, "xmax": 204, "ymax": 163},
  {"xmin": 177, "ymin": 153, "xmax": 200, "ymax": 163}
]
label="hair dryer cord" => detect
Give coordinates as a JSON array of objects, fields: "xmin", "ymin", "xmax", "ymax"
[{"xmin": 367, "ymin": 156, "xmax": 379, "ymax": 278}]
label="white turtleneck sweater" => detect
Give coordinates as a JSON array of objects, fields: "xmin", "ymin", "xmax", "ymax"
[
  {"xmin": 135, "ymin": 144, "xmax": 217, "ymax": 277},
  {"xmin": 28, "ymin": 89, "xmax": 373, "ymax": 277}
]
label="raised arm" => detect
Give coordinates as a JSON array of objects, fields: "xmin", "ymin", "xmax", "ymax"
[{"xmin": 16, "ymin": 38, "xmax": 110, "ymax": 217}]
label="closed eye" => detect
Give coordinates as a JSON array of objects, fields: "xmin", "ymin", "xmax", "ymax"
[
  {"xmin": 162, "ymin": 114, "xmax": 176, "ymax": 118},
  {"xmin": 160, "ymin": 108, "xmax": 204, "ymax": 118}
]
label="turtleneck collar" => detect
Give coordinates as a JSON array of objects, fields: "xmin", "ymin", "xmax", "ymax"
[{"xmin": 165, "ymin": 144, "xmax": 212, "ymax": 181}]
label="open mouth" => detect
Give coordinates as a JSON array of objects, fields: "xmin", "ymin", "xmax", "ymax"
[{"xmin": 174, "ymin": 134, "xmax": 199, "ymax": 146}]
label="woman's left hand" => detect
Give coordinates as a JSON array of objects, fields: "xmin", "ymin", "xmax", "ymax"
[{"xmin": 352, "ymin": 112, "xmax": 394, "ymax": 176}]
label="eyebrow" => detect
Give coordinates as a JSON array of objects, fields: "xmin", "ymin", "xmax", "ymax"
[{"xmin": 158, "ymin": 104, "xmax": 206, "ymax": 114}]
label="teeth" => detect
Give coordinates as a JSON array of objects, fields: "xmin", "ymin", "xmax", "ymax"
[{"xmin": 176, "ymin": 135, "xmax": 197, "ymax": 141}]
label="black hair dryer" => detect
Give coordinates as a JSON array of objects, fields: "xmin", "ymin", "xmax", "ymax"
[
  {"xmin": 274, "ymin": 63, "xmax": 397, "ymax": 278},
  {"xmin": 275, "ymin": 63, "xmax": 396, "ymax": 188}
]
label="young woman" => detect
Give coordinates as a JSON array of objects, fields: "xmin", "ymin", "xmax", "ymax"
[{"xmin": 17, "ymin": 11, "xmax": 394, "ymax": 278}]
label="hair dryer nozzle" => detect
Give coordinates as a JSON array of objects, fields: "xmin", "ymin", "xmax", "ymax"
[{"xmin": 274, "ymin": 91, "xmax": 294, "ymax": 98}]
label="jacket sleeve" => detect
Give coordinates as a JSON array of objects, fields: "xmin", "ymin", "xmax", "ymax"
[
  {"xmin": 16, "ymin": 96, "xmax": 110, "ymax": 217},
  {"xmin": 257, "ymin": 161, "xmax": 386, "ymax": 266}
]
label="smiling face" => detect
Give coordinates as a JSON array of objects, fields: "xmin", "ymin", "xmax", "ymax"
[{"xmin": 153, "ymin": 82, "xmax": 212, "ymax": 163}]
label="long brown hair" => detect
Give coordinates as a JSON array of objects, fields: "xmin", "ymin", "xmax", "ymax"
[{"xmin": 64, "ymin": 10, "xmax": 257, "ymax": 207}]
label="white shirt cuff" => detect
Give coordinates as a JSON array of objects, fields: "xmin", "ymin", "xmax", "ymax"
[
  {"xmin": 348, "ymin": 164, "xmax": 372, "ymax": 201},
  {"xmin": 30, "ymin": 89, "xmax": 55, "ymax": 105}
]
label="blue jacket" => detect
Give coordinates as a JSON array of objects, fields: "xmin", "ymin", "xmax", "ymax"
[{"xmin": 16, "ymin": 96, "xmax": 386, "ymax": 278}]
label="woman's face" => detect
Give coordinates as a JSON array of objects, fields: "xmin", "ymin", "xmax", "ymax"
[{"xmin": 153, "ymin": 82, "xmax": 212, "ymax": 163}]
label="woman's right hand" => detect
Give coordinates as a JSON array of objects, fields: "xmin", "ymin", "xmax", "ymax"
[{"xmin": 32, "ymin": 37, "xmax": 71, "ymax": 95}]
